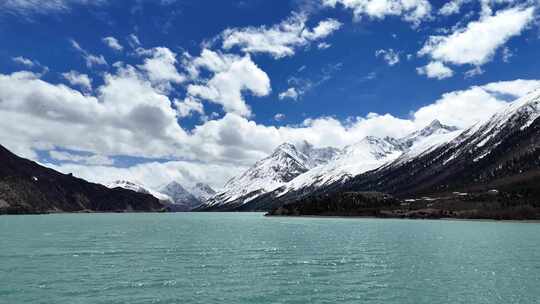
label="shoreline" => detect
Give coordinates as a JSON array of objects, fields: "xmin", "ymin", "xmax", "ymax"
[
  {"xmin": 264, "ymin": 214, "xmax": 540, "ymax": 223},
  {"xmin": 3, "ymin": 211, "xmax": 540, "ymax": 223}
]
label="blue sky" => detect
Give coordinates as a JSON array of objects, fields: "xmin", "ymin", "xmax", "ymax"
[{"xmin": 1, "ymin": 0, "xmax": 540, "ymax": 188}]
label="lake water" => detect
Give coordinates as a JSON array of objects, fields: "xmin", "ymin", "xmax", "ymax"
[{"xmin": 1, "ymin": 213, "xmax": 539, "ymax": 304}]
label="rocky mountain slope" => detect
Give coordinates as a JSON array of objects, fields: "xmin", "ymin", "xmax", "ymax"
[
  {"xmin": 0, "ymin": 145, "xmax": 164, "ymax": 214},
  {"xmin": 107, "ymin": 180, "xmax": 215, "ymax": 211},
  {"xmin": 268, "ymin": 89, "xmax": 540, "ymax": 218},
  {"xmin": 189, "ymin": 182, "xmax": 216, "ymax": 201},
  {"xmin": 108, "ymin": 180, "xmax": 172, "ymax": 203},
  {"xmin": 202, "ymin": 142, "xmax": 339, "ymax": 210},
  {"xmin": 204, "ymin": 120, "xmax": 459, "ymax": 211}
]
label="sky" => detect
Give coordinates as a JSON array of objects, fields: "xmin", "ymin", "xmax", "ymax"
[{"xmin": 1, "ymin": 0, "xmax": 540, "ymax": 190}]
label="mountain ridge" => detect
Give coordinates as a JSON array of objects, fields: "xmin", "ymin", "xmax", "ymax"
[
  {"xmin": 0, "ymin": 145, "xmax": 164, "ymax": 214},
  {"xmin": 201, "ymin": 119, "xmax": 460, "ymax": 211}
]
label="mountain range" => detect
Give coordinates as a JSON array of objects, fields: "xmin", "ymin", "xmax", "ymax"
[
  {"xmin": 107, "ymin": 180, "xmax": 215, "ymax": 211},
  {"xmin": 2, "ymin": 89, "xmax": 539, "ymax": 218},
  {"xmin": 0, "ymin": 145, "xmax": 163, "ymax": 214},
  {"xmin": 202, "ymin": 119, "xmax": 460, "ymax": 211},
  {"xmin": 202, "ymin": 89, "xmax": 540, "ymax": 219}
]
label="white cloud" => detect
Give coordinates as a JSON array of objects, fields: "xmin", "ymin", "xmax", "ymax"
[
  {"xmin": 221, "ymin": 13, "xmax": 342, "ymax": 59},
  {"xmin": 274, "ymin": 113, "xmax": 286, "ymax": 121},
  {"xmin": 185, "ymin": 49, "xmax": 271, "ymax": 117},
  {"xmin": 279, "ymin": 87, "xmax": 299, "ymax": 100},
  {"xmin": 375, "ymin": 48, "xmax": 400, "ymax": 66},
  {"xmin": 502, "ymin": 46, "xmax": 513, "ymax": 62},
  {"xmin": 416, "ymin": 61, "xmax": 454, "ymax": 79},
  {"xmin": 438, "ymin": 0, "xmax": 469, "ymax": 16},
  {"xmin": 12, "ymin": 56, "xmax": 36, "ymax": 67},
  {"xmin": 318, "ymin": 42, "xmax": 332, "ymax": 49},
  {"xmin": 464, "ymin": 66, "xmax": 484, "ymax": 78},
  {"xmin": 136, "ymin": 47, "xmax": 185, "ymax": 91},
  {"xmin": 2, "ymin": 54, "xmax": 539, "ymax": 189},
  {"xmin": 482, "ymin": 79, "xmax": 540, "ymax": 97},
  {"xmin": 102, "ymin": 36, "xmax": 123, "ymax": 51},
  {"xmin": 46, "ymin": 160, "xmax": 245, "ymax": 190},
  {"xmin": 322, "ymin": 0, "xmax": 432, "ymax": 24},
  {"xmin": 175, "ymin": 97, "xmax": 204, "ymax": 118},
  {"xmin": 413, "ymin": 79, "xmax": 540, "ymax": 127},
  {"xmin": 419, "ymin": 6, "xmax": 535, "ymax": 66},
  {"xmin": 0, "ymin": 0, "xmax": 107, "ymax": 16},
  {"xmin": 49, "ymin": 150, "xmax": 114, "ymax": 166},
  {"xmin": 70, "ymin": 39, "xmax": 108, "ymax": 68},
  {"xmin": 62, "ymin": 70, "xmax": 92, "ymax": 91},
  {"xmin": 0, "ymin": 68, "xmax": 188, "ymax": 160},
  {"xmin": 128, "ymin": 34, "xmax": 141, "ymax": 48}
]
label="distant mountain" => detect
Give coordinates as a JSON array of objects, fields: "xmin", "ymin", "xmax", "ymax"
[
  {"xmin": 0, "ymin": 145, "xmax": 164, "ymax": 214},
  {"xmin": 204, "ymin": 119, "xmax": 460, "ymax": 211},
  {"xmin": 189, "ymin": 182, "xmax": 216, "ymax": 201},
  {"xmin": 345, "ymin": 89, "xmax": 540, "ymax": 197},
  {"xmin": 107, "ymin": 180, "xmax": 172, "ymax": 203},
  {"xmin": 160, "ymin": 181, "xmax": 203, "ymax": 211},
  {"xmin": 268, "ymin": 90, "xmax": 540, "ymax": 219},
  {"xmin": 106, "ymin": 179, "xmax": 215, "ymax": 211},
  {"xmin": 202, "ymin": 142, "xmax": 338, "ymax": 210}
]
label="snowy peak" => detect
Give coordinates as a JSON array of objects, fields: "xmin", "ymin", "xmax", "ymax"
[
  {"xmin": 296, "ymin": 140, "xmax": 341, "ymax": 168},
  {"xmin": 347, "ymin": 136, "xmax": 404, "ymax": 158},
  {"xmin": 107, "ymin": 180, "xmax": 172, "ymax": 203},
  {"xmin": 283, "ymin": 135, "xmax": 405, "ymax": 192},
  {"xmin": 160, "ymin": 181, "xmax": 201, "ymax": 207},
  {"xmin": 206, "ymin": 141, "xmax": 338, "ymax": 208},
  {"xmin": 189, "ymin": 183, "xmax": 216, "ymax": 201},
  {"xmin": 401, "ymin": 120, "xmax": 459, "ymax": 148}
]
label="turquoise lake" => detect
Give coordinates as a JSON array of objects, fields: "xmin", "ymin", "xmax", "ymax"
[{"xmin": 1, "ymin": 213, "xmax": 539, "ymax": 304}]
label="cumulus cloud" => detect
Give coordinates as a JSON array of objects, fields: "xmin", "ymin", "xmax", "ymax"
[
  {"xmin": 102, "ymin": 36, "xmax": 123, "ymax": 51},
  {"xmin": 175, "ymin": 97, "xmax": 205, "ymax": 118},
  {"xmin": 62, "ymin": 70, "xmax": 92, "ymax": 91},
  {"xmin": 322, "ymin": 0, "xmax": 432, "ymax": 24},
  {"xmin": 419, "ymin": 6, "xmax": 535, "ymax": 66},
  {"xmin": 482, "ymin": 79, "xmax": 540, "ymax": 97},
  {"xmin": 413, "ymin": 79, "xmax": 540, "ymax": 127},
  {"xmin": 46, "ymin": 160, "xmax": 245, "ymax": 190},
  {"xmin": 136, "ymin": 47, "xmax": 185, "ymax": 91},
  {"xmin": 438, "ymin": 0, "xmax": 469, "ymax": 16},
  {"xmin": 279, "ymin": 87, "xmax": 299, "ymax": 100},
  {"xmin": 0, "ymin": 68, "xmax": 187, "ymax": 160},
  {"xmin": 416, "ymin": 61, "xmax": 454, "ymax": 79},
  {"xmin": 2, "ymin": 52, "xmax": 539, "ymax": 188},
  {"xmin": 184, "ymin": 49, "xmax": 271, "ymax": 117},
  {"xmin": 375, "ymin": 48, "xmax": 400, "ymax": 66},
  {"xmin": 221, "ymin": 13, "xmax": 342, "ymax": 58}
]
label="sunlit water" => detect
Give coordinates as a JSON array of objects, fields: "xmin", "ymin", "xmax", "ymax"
[{"xmin": 1, "ymin": 213, "xmax": 539, "ymax": 304}]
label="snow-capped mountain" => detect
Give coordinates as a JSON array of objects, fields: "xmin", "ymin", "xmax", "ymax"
[
  {"xmin": 329, "ymin": 89, "xmax": 540, "ymax": 199},
  {"xmin": 236, "ymin": 120, "xmax": 461, "ymax": 211},
  {"xmin": 107, "ymin": 180, "xmax": 172, "ymax": 203},
  {"xmin": 203, "ymin": 142, "xmax": 339, "ymax": 210},
  {"xmin": 160, "ymin": 181, "xmax": 202, "ymax": 209},
  {"xmin": 281, "ymin": 136, "xmax": 404, "ymax": 193},
  {"xmin": 189, "ymin": 182, "xmax": 216, "ymax": 201},
  {"xmin": 107, "ymin": 180, "xmax": 214, "ymax": 211},
  {"xmin": 202, "ymin": 120, "xmax": 460, "ymax": 211}
]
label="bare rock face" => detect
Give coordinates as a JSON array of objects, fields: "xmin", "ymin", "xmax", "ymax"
[{"xmin": 0, "ymin": 145, "xmax": 164, "ymax": 214}]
